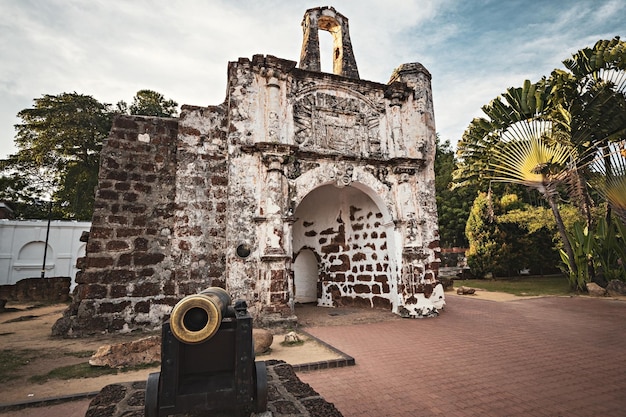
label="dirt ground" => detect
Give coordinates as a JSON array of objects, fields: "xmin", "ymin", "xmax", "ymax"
[{"xmin": 0, "ymin": 288, "xmax": 518, "ymax": 405}]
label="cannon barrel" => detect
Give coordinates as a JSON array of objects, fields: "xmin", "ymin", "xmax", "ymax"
[{"xmin": 169, "ymin": 287, "xmax": 231, "ymax": 344}]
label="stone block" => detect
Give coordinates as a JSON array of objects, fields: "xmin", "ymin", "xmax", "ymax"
[
  {"xmin": 133, "ymin": 252, "xmax": 165, "ymax": 266},
  {"xmin": 89, "ymin": 336, "xmax": 161, "ymax": 368},
  {"xmin": 607, "ymin": 279, "xmax": 626, "ymax": 297},
  {"xmin": 86, "ymin": 256, "xmax": 115, "ymax": 268},
  {"xmin": 457, "ymin": 286, "xmax": 476, "ymax": 295},
  {"xmin": 253, "ymin": 328, "xmax": 274, "ymax": 354},
  {"xmin": 586, "ymin": 282, "xmax": 607, "ymax": 297}
]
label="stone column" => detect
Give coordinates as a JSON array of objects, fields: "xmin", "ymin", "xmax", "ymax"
[
  {"xmin": 261, "ymin": 68, "xmax": 283, "ymax": 143},
  {"xmin": 256, "ymin": 144, "xmax": 296, "ymax": 324},
  {"xmin": 388, "ymin": 63, "xmax": 435, "ymax": 161},
  {"xmin": 384, "ymin": 82, "xmax": 411, "ymax": 157}
]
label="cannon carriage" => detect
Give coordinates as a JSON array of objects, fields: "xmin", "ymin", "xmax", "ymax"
[{"xmin": 145, "ymin": 287, "xmax": 267, "ymax": 417}]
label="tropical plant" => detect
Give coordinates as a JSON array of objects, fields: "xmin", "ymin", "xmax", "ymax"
[
  {"xmin": 455, "ymin": 38, "xmax": 626, "ymax": 290},
  {"xmin": 587, "ymin": 141, "xmax": 626, "ymax": 223},
  {"xmin": 559, "ymin": 222, "xmax": 594, "ymax": 291},
  {"xmin": 456, "ymin": 80, "xmax": 580, "ymax": 277},
  {"xmin": 593, "ymin": 217, "xmax": 626, "ymax": 282},
  {"xmin": 561, "ymin": 217, "xmax": 626, "ymax": 288}
]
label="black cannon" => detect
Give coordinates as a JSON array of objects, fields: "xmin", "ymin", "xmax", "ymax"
[{"xmin": 145, "ymin": 287, "xmax": 267, "ymax": 417}]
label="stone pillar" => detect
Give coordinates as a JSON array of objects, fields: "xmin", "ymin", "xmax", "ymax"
[
  {"xmin": 261, "ymin": 68, "xmax": 283, "ymax": 143},
  {"xmin": 384, "ymin": 82, "xmax": 412, "ymax": 157},
  {"xmin": 256, "ymin": 144, "xmax": 296, "ymax": 325},
  {"xmin": 388, "ymin": 63, "xmax": 436, "ymax": 161}
]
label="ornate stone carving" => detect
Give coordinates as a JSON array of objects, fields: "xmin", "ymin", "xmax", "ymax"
[
  {"xmin": 406, "ymin": 212, "xmax": 419, "ymax": 242},
  {"xmin": 330, "ymin": 162, "xmax": 354, "ymax": 188},
  {"xmin": 285, "ymin": 156, "xmax": 301, "ymax": 180},
  {"xmin": 293, "ymin": 91, "xmax": 381, "ymax": 157}
]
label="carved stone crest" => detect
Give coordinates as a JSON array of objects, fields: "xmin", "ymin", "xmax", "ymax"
[{"xmin": 293, "ymin": 91, "xmax": 381, "ymax": 157}]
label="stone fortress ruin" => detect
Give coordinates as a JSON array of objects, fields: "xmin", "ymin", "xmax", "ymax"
[{"xmin": 53, "ymin": 6, "xmax": 443, "ymax": 337}]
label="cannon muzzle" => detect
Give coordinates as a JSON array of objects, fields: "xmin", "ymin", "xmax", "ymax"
[{"xmin": 169, "ymin": 287, "xmax": 231, "ymax": 344}]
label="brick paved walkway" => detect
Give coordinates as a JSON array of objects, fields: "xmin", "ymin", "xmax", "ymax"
[{"xmin": 297, "ymin": 295, "xmax": 626, "ymax": 417}]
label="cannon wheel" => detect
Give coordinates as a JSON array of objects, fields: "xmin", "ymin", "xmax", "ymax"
[
  {"xmin": 145, "ymin": 372, "xmax": 161, "ymax": 417},
  {"xmin": 255, "ymin": 362, "xmax": 268, "ymax": 412}
]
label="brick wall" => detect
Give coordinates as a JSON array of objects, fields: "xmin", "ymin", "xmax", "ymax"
[
  {"xmin": 0, "ymin": 277, "xmax": 70, "ymax": 303},
  {"xmin": 53, "ymin": 115, "xmax": 179, "ymax": 335}
]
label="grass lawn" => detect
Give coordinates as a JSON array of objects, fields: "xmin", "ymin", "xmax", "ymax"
[{"xmin": 455, "ymin": 275, "xmax": 571, "ymax": 296}]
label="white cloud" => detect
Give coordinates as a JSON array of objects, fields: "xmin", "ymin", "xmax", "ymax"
[{"xmin": 0, "ymin": 0, "xmax": 623, "ymax": 158}]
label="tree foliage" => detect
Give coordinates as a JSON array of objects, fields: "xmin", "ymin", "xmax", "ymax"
[
  {"xmin": 465, "ymin": 192, "xmax": 501, "ymax": 277},
  {"xmin": 454, "ymin": 37, "xmax": 626, "ymax": 289},
  {"xmin": 1, "ymin": 93, "xmax": 113, "ymax": 220},
  {"xmin": 466, "ymin": 193, "xmax": 580, "ymax": 279},
  {"xmin": 117, "ymin": 89, "xmax": 178, "ymax": 117},
  {"xmin": 1, "ymin": 90, "xmax": 178, "ymax": 220},
  {"xmin": 435, "ymin": 137, "xmax": 474, "ymax": 248}
]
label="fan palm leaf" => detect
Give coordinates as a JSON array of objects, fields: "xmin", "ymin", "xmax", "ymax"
[
  {"xmin": 488, "ymin": 131, "xmax": 574, "ymax": 196},
  {"xmin": 588, "ymin": 142, "xmax": 626, "ymax": 223}
]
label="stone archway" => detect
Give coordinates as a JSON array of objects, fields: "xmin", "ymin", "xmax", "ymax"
[{"xmin": 292, "ymin": 183, "xmax": 394, "ymax": 310}]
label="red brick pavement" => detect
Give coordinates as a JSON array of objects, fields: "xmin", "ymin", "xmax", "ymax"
[{"xmin": 297, "ymin": 295, "xmax": 626, "ymax": 417}]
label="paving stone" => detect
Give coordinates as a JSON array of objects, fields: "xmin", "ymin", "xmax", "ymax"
[{"xmin": 298, "ymin": 296, "xmax": 626, "ymax": 417}]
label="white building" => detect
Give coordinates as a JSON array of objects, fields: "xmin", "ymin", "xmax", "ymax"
[{"xmin": 0, "ymin": 220, "xmax": 90, "ymax": 289}]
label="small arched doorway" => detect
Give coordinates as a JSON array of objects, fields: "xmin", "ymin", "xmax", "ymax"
[{"xmin": 293, "ymin": 249, "xmax": 318, "ymax": 303}]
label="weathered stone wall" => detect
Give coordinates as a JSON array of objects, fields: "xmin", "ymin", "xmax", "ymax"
[
  {"xmin": 299, "ymin": 6, "xmax": 359, "ymax": 79},
  {"xmin": 55, "ymin": 7, "xmax": 443, "ymax": 336},
  {"xmin": 171, "ymin": 105, "xmax": 229, "ymax": 290},
  {"xmin": 54, "ymin": 116, "xmax": 179, "ymax": 335},
  {"xmin": 0, "ymin": 277, "xmax": 70, "ymax": 303}
]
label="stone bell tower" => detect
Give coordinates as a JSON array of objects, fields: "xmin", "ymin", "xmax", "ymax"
[
  {"xmin": 54, "ymin": 6, "xmax": 443, "ymax": 337},
  {"xmin": 299, "ymin": 7, "xmax": 360, "ymax": 79}
]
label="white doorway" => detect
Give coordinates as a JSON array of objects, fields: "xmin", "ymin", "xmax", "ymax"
[{"xmin": 293, "ymin": 249, "xmax": 318, "ymax": 303}]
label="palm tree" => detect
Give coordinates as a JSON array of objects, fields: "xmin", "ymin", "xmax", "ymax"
[
  {"xmin": 454, "ymin": 38, "xmax": 626, "ymax": 289},
  {"xmin": 455, "ymin": 80, "xmax": 580, "ymax": 277},
  {"xmin": 588, "ymin": 141, "xmax": 626, "ymax": 223},
  {"xmin": 553, "ymin": 37, "xmax": 626, "ymax": 225}
]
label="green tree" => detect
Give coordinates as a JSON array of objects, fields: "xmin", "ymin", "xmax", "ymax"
[
  {"xmin": 2, "ymin": 93, "xmax": 113, "ymax": 220},
  {"xmin": 465, "ymin": 192, "xmax": 504, "ymax": 278},
  {"xmin": 455, "ymin": 38, "xmax": 626, "ymax": 290},
  {"xmin": 455, "ymin": 80, "xmax": 580, "ymax": 277},
  {"xmin": 117, "ymin": 89, "xmax": 178, "ymax": 117},
  {"xmin": 2, "ymin": 90, "xmax": 179, "ymax": 220},
  {"xmin": 435, "ymin": 137, "xmax": 474, "ymax": 248},
  {"xmin": 498, "ymin": 198, "xmax": 580, "ymax": 276}
]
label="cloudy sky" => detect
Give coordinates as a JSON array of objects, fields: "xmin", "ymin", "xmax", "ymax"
[{"xmin": 0, "ymin": 0, "xmax": 623, "ymax": 158}]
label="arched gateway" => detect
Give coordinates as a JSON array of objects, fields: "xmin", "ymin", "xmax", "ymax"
[{"xmin": 54, "ymin": 7, "xmax": 443, "ymax": 336}]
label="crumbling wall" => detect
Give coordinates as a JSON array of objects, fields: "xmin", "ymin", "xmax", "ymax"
[
  {"xmin": 54, "ymin": 116, "xmax": 179, "ymax": 336},
  {"xmin": 0, "ymin": 277, "xmax": 70, "ymax": 303}
]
